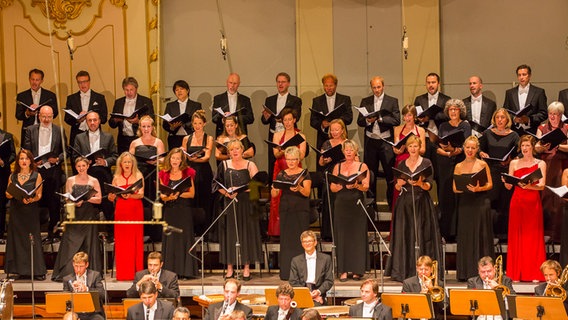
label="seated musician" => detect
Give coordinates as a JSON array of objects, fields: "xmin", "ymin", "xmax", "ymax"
[
  {"xmin": 265, "ymin": 283, "xmax": 303, "ymax": 320},
  {"xmin": 402, "ymin": 255, "xmax": 437, "ymax": 293},
  {"xmin": 173, "ymin": 306, "xmax": 191, "ymax": 320},
  {"xmin": 289, "ymin": 230, "xmax": 334, "ymax": 306},
  {"xmin": 300, "ymin": 309, "xmax": 322, "ymax": 320},
  {"xmin": 126, "ymin": 251, "xmax": 180, "ymax": 299},
  {"xmin": 467, "ymin": 256, "xmax": 515, "ymax": 320},
  {"xmin": 62, "ymin": 252, "xmax": 105, "ymax": 320},
  {"xmin": 534, "ymin": 260, "xmax": 568, "ymax": 313},
  {"xmin": 126, "ymin": 280, "xmax": 175, "ymax": 320},
  {"xmin": 349, "ymin": 279, "xmax": 392, "ymax": 320},
  {"xmin": 229, "ymin": 310, "xmax": 247, "ymax": 320},
  {"xmin": 204, "ymin": 279, "xmax": 253, "ymax": 320}
]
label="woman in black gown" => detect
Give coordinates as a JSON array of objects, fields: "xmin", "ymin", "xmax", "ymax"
[
  {"xmin": 5, "ymin": 149, "xmax": 46, "ymax": 280},
  {"xmin": 388, "ymin": 135, "xmax": 441, "ymax": 282},
  {"xmin": 479, "ymin": 108, "xmax": 519, "ymax": 239},
  {"xmin": 182, "ymin": 110, "xmax": 214, "ymax": 236},
  {"xmin": 159, "ymin": 148, "xmax": 197, "ymax": 279},
  {"xmin": 52, "ymin": 157, "xmax": 103, "ymax": 281},
  {"xmin": 271, "ymin": 146, "xmax": 311, "ymax": 280},
  {"xmin": 216, "ymin": 139, "xmax": 261, "ymax": 280},
  {"xmin": 436, "ymin": 99, "xmax": 471, "ymax": 242},
  {"xmin": 330, "ymin": 140, "xmax": 370, "ymax": 281},
  {"xmin": 453, "ymin": 136, "xmax": 494, "ymax": 281}
]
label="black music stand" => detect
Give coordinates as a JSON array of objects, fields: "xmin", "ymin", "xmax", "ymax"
[
  {"xmin": 45, "ymin": 292, "xmax": 100, "ymax": 314},
  {"xmin": 449, "ymin": 289, "xmax": 504, "ymax": 319},
  {"xmin": 509, "ymin": 295, "xmax": 567, "ymax": 320},
  {"xmin": 381, "ymin": 293, "xmax": 433, "ymax": 319}
]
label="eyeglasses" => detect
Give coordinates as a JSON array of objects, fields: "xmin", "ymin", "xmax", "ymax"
[
  {"xmin": 301, "ymin": 239, "xmax": 315, "ymax": 244},
  {"xmin": 285, "ymin": 158, "xmax": 299, "ymax": 161}
]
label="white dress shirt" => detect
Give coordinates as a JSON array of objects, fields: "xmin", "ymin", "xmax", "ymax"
[
  {"xmin": 367, "ymin": 93, "xmax": 391, "ymax": 139},
  {"xmin": 228, "ymin": 92, "xmax": 238, "ymax": 113},
  {"xmin": 123, "ymin": 96, "xmax": 136, "ymax": 136},
  {"xmin": 305, "ymin": 251, "xmax": 317, "ymax": 284},
  {"xmin": 362, "ymin": 301, "xmax": 378, "ymax": 318},
  {"xmin": 143, "ymin": 302, "xmax": 158, "ymax": 320},
  {"xmin": 32, "ymin": 88, "xmax": 42, "ymax": 125},
  {"xmin": 275, "ymin": 92, "xmax": 289, "ymax": 133},
  {"xmin": 176, "ymin": 99, "xmax": 188, "ymax": 136},
  {"xmin": 326, "ymin": 93, "xmax": 336, "ymax": 114},
  {"xmin": 426, "ymin": 92, "xmax": 439, "ymax": 134}
]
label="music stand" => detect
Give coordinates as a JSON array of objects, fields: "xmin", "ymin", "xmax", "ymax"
[
  {"xmin": 509, "ymin": 295, "xmax": 567, "ymax": 320},
  {"xmin": 381, "ymin": 293, "xmax": 433, "ymax": 319},
  {"xmin": 449, "ymin": 289, "xmax": 504, "ymax": 319},
  {"xmin": 45, "ymin": 292, "xmax": 99, "ymax": 313},
  {"xmin": 265, "ymin": 287, "xmax": 314, "ymax": 308}
]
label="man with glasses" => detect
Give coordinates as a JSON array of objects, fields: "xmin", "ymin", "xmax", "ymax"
[
  {"xmin": 289, "ymin": 230, "xmax": 333, "ymax": 305},
  {"xmin": 23, "ymin": 105, "xmax": 66, "ymax": 244},
  {"xmin": 64, "ymin": 70, "xmax": 108, "ymax": 146}
]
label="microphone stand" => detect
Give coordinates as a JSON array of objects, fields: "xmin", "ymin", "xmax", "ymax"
[
  {"xmin": 442, "ymin": 237, "xmax": 447, "ymax": 320},
  {"xmin": 409, "ymin": 181, "xmax": 420, "ymax": 264},
  {"xmin": 356, "ymin": 199, "xmax": 391, "ymax": 293},
  {"xmin": 29, "ymin": 233, "xmax": 36, "ymax": 320},
  {"xmin": 229, "ymin": 173, "xmax": 242, "ymax": 280},
  {"xmin": 98, "ymin": 233, "xmax": 110, "ymax": 318},
  {"xmin": 188, "ymin": 197, "xmax": 238, "ymax": 295},
  {"xmin": 324, "ymin": 171, "xmax": 337, "ymax": 305}
]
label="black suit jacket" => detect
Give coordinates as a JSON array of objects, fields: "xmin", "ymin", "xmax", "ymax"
[
  {"xmin": 126, "ymin": 269, "xmax": 180, "ymax": 298},
  {"xmin": 16, "ymin": 87, "xmax": 58, "ymax": 140},
  {"xmin": 463, "ymin": 95, "xmax": 497, "ymax": 130},
  {"xmin": 503, "ymin": 84, "xmax": 547, "ymax": 133},
  {"xmin": 558, "ymin": 89, "xmax": 568, "ymax": 118},
  {"xmin": 126, "ymin": 299, "xmax": 175, "ymax": 320},
  {"xmin": 211, "ymin": 92, "xmax": 254, "ymax": 137},
  {"xmin": 356, "ymin": 94, "xmax": 401, "ymax": 142},
  {"xmin": 261, "ymin": 93, "xmax": 303, "ymax": 141},
  {"xmin": 63, "ymin": 269, "xmax": 105, "ymax": 317},
  {"xmin": 109, "ymin": 94, "xmax": 155, "ymax": 136},
  {"xmin": 309, "ymin": 93, "xmax": 353, "ymax": 149},
  {"xmin": 64, "ymin": 90, "xmax": 108, "ymax": 145},
  {"xmin": 162, "ymin": 99, "xmax": 202, "ymax": 135},
  {"xmin": 73, "ymin": 130, "xmax": 117, "ymax": 185},
  {"xmin": 401, "ymin": 276, "xmax": 421, "ymax": 293},
  {"xmin": 289, "ymin": 252, "xmax": 334, "ymax": 299},
  {"xmin": 23, "ymin": 123, "xmax": 66, "ymax": 181},
  {"xmin": 349, "ymin": 301, "xmax": 393, "ymax": 320},
  {"xmin": 413, "ymin": 92, "xmax": 451, "ymax": 128},
  {"xmin": 204, "ymin": 301, "xmax": 253, "ymax": 320},
  {"xmin": 0, "ymin": 130, "xmax": 16, "ymax": 173},
  {"xmin": 466, "ymin": 275, "xmax": 516, "ymax": 293},
  {"xmin": 265, "ymin": 305, "xmax": 303, "ymax": 320}
]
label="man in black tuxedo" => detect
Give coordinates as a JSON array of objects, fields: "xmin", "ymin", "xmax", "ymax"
[
  {"xmin": 503, "ymin": 64, "xmax": 547, "ymax": 134},
  {"xmin": 0, "ymin": 112, "xmax": 16, "ymax": 242},
  {"xmin": 73, "ymin": 111, "xmax": 117, "ymax": 234},
  {"xmin": 357, "ymin": 76, "xmax": 400, "ymax": 209},
  {"xmin": 211, "ymin": 73, "xmax": 254, "ymax": 137},
  {"xmin": 23, "ymin": 105, "xmax": 66, "ymax": 241},
  {"xmin": 264, "ymin": 283, "xmax": 303, "ymax": 320},
  {"xmin": 126, "ymin": 280, "xmax": 175, "ymax": 320},
  {"xmin": 558, "ymin": 88, "xmax": 568, "ymax": 118},
  {"xmin": 62, "ymin": 252, "xmax": 105, "ymax": 320},
  {"xmin": 349, "ymin": 279, "xmax": 392, "ymax": 320},
  {"xmin": 463, "ymin": 76, "xmax": 497, "ymax": 135},
  {"xmin": 162, "ymin": 80, "xmax": 202, "ymax": 149},
  {"xmin": 126, "ymin": 251, "xmax": 180, "ymax": 299},
  {"xmin": 289, "ymin": 230, "xmax": 333, "ymax": 306},
  {"xmin": 204, "ymin": 279, "xmax": 253, "ymax": 320},
  {"xmin": 109, "ymin": 77, "xmax": 155, "ymax": 153},
  {"xmin": 309, "ymin": 73, "xmax": 353, "ymax": 154},
  {"xmin": 261, "ymin": 72, "xmax": 302, "ymax": 181},
  {"xmin": 15, "ymin": 68, "xmax": 58, "ymax": 142},
  {"xmin": 64, "ymin": 70, "xmax": 108, "ymax": 147}
]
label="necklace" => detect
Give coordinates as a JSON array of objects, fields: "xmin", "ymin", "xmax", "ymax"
[{"xmin": 18, "ymin": 172, "xmax": 31, "ymax": 180}]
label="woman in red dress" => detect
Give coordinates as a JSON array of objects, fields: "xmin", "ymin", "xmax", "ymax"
[
  {"xmin": 504, "ymin": 135, "xmax": 546, "ymax": 281},
  {"xmin": 108, "ymin": 152, "xmax": 145, "ymax": 281},
  {"xmin": 267, "ymin": 108, "xmax": 306, "ymax": 237}
]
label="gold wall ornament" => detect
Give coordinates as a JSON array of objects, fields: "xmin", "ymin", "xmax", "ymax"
[
  {"xmin": 109, "ymin": 0, "xmax": 127, "ymax": 8},
  {"xmin": 31, "ymin": 0, "xmax": 93, "ymax": 29},
  {"xmin": 149, "ymin": 48, "xmax": 158, "ymax": 62},
  {"xmin": 148, "ymin": 16, "xmax": 157, "ymax": 30},
  {"xmin": 0, "ymin": 0, "xmax": 14, "ymax": 10},
  {"xmin": 150, "ymin": 82, "xmax": 160, "ymax": 95},
  {"xmin": 151, "ymin": 0, "xmax": 158, "ymax": 7}
]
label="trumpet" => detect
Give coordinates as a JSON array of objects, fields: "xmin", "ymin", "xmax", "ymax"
[
  {"xmin": 544, "ymin": 264, "xmax": 568, "ymax": 301},
  {"xmin": 493, "ymin": 255, "xmax": 510, "ymax": 298},
  {"xmin": 285, "ymin": 301, "xmax": 297, "ymax": 320},
  {"xmin": 426, "ymin": 261, "xmax": 445, "ymax": 303}
]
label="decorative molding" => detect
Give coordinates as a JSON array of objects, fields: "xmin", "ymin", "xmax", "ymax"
[
  {"xmin": 0, "ymin": 0, "xmax": 14, "ymax": 10},
  {"xmin": 148, "ymin": 15, "xmax": 157, "ymax": 30},
  {"xmin": 150, "ymin": 81, "xmax": 159, "ymax": 95},
  {"xmin": 31, "ymin": 0, "xmax": 92, "ymax": 29},
  {"xmin": 109, "ymin": 0, "xmax": 127, "ymax": 8},
  {"xmin": 150, "ymin": 0, "xmax": 157, "ymax": 7},
  {"xmin": 149, "ymin": 47, "xmax": 157, "ymax": 62}
]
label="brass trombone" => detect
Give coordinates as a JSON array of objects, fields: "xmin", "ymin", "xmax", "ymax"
[
  {"xmin": 425, "ymin": 261, "xmax": 445, "ymax": 302},
  {"xmin": 492, "ymin": 255, "xmax": 510, "ymax": 298},
  {"xmin": 544, "ymin": 264, "xmax": 568, "ymax": 301}
]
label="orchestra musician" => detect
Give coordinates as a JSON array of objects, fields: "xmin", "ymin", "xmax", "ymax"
[
  {"xmin": 349, "ymin": 279, "xmax": 392, "ymax": 320},
  {"xmin": 203, "ymin": 279, "xmax": 253, "ymax": 320},
  {"xmin": 62, "ymin": 252, "xmax": 105, "ymax": 320},
  {"xmin": 534, "ymin": 260, "xmax": 568, "ymax": 313},
  {"xmin": 126, "ymin": 280, "xmax": 175, "ymax": 320},
  {"xmin": 126, "ymin": 251, "xmax": 180, "ymax": 299},
  {"xmin": 264, "ymin": 283, "xmax": 302, "ymax": 320}
]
